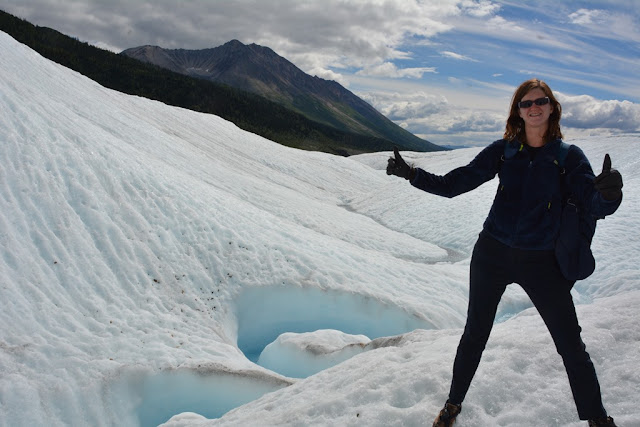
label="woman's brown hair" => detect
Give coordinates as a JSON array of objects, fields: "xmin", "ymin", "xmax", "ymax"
[{"xmin": 504, "ymin": 78, "xmax": 563, "ymax": 143}]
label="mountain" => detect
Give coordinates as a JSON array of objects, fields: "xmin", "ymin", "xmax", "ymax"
[
  {"xmin": 0, "ymin": 10, "xmax": 429, "ymax": 156},
  {"xmin": 122, "ymin": 41, "xmax": 443, "ymax": 153}
]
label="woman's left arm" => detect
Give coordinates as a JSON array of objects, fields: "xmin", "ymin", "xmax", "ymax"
[{"xmin": 566, "ymin": 146, "xmax": 622, "ymax": 218}]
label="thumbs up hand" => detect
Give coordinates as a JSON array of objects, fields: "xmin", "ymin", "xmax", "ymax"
[
  {"xmin": 387, "ymin": 147, "xmax": 414, "ymax": 180},
  {"xmin": 594, "ymin": 154, "xmax": 623, "ymax": 200}
]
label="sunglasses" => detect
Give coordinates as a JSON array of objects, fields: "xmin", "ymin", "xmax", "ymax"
[{"xmin": 518, "ymin": 97, "xmax": 550, "ymax": 109}]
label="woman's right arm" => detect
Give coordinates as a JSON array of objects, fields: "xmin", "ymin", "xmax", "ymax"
[{"xmin": 410, "ymin": 140, "xmax": 504, "ymax": 198}]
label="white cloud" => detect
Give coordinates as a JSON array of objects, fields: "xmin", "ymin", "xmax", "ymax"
[
  {"xmin": 486, "ymin": 15, "xmax": 524, "ymax": 33},
  {"xmin": 359, "ymin": 91, "xmax": 448, "ymax": 118},
  {"xmin": 568, "ymin": 8, "xmax": 605, "ymax": 25},
  {"xmin": 410, "ymin": 109, "xmax": 505, "ymax": 134},
  {"xmin": 358, "ymin": 89, "xmax": 504, "ymax": 146},
  {"xmin": 356, "ymin": 63, "xmax": 437, "ymax": 79},
  {"xmin": 565, "ymin": 7, "xmax": 640, "ymax": 46},
  {"xmin": 460, "ymin": 0, "xmax": 501, "ymax": 17},
  {"xmin": 440, "ymin": 51, "xmax": 477, "ymax": 61},
  {"xmin": 559, "ymin": 93, "xmax": 640, "ymax": 132}
]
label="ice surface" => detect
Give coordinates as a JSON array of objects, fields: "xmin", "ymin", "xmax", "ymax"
[
  {"xmin": 133, "ymin": 365, "xmax": 292, "ymax": 426},
  {"xmin": 1, "ymin": 30, "xmax": 639, "ymax": 426},
  {"xmin": 234, "ymin": 285, "xmax": 436, "ymax": 364},
  {"xmin": 258, "ymin": 329, "xmax": 370, "ymax": 378}
]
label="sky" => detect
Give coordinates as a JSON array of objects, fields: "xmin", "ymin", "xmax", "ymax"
[
  {"xmin": 2, "ymin": 29, "xmax": 640, "ymax": 426},
  {"xmin": 1, "ymin": 0, "xmax": 639, "ymax": 147}
]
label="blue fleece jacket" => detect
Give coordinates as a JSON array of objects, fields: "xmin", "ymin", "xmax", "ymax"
[{"xmin": 410, "ymin": 139, "xmax": 622, "ymax": 250}]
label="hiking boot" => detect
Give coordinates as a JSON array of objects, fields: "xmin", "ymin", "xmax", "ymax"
[
  {"xmin": 588, "ymin": 416, "xmax": 617, "ymax": 426},
  {"xmin": 433, "ymin": 402, "xmax": 462, "ymax": 427}
]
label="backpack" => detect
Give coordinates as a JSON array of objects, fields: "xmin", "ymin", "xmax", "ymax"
[{"xmin": 502, "ymin": 141, "xmax": 597, "ymax": 281}]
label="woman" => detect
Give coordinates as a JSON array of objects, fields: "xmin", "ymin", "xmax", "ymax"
[{"xmin": 386, "ymin": 79, "xmax": 622, "ymax": 426}]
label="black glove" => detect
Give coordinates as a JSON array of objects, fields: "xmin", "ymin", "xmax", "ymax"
[
  {"xmin": 594, "ymin": 154, "xmax": 623, "ymax": 201},
  {"xmin": 386, "ymin": 147, "xmax": 414, "ymax": 180}
]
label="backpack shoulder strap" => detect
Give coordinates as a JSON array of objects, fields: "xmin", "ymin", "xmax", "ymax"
[
  {"xmin": 554, "ymin": 141, "xmax": 570, "ymax": 170},
  {"xmin": 502, "ymin": 140, "xmax": 523, "ymax": 161}
]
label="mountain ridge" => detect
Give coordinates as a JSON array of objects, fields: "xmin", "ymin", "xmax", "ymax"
[{"xmin": 122, "ymin": 40, "xmax": 443, "ymax": 152}]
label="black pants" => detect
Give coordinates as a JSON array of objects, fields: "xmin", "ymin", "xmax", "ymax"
[{"xmin": 448, "ymin": 232, "xmax": 607, "ymax": 420}]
